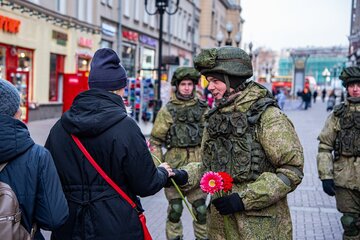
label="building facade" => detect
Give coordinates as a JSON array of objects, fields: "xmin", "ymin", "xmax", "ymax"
[
  {"xmin": 0, "ymin": 0, "xmax": 100, "ymax": 121},
  {"xmin": 199, "ymin": 0, "xmax": 242, "ymax": 48},
  {"xmin": 278, "ymin": 47, "xmax": 348, "ymax": 89},
  {"xmin": 0, "ymin": 0, "xmax": 244, "ymax": 121},
  {"xmin": 349, "ymin": 0, "xmax": 360, "ymax": 66}
]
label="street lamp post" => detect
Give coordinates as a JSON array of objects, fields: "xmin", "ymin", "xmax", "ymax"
[
  {"xmin": 234, "ymin": 32, "xmax": 241, "ymax": 47},
  {"xmin": 216, "ymin": 32, "xmax": 224, "ymax": 47},
  {"xmin": 248, "ymin": 42, "xmax": 253, "ymax": 61},
  {"xmin": 145, "ymin": 0, "xmax": 179, "ymax": 122},
  {"xmin": 322, "ymin": 67, "xmax": 330, "ymax": 86},
  {"xmin": 225, "ymin": 22, "xmax": 233, "ymax": 46}
]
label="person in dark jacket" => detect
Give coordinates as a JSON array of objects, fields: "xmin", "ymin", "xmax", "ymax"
[
  {"xmin": 45, "ymin": 48, "xmax": 186, "ymax": 240},
  {"xmin": 0, "ymin": 78, "xmax": 69, "ymax": 240}
]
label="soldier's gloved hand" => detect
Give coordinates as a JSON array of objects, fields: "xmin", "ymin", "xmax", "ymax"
[
  {"xmin": 322, "ymin": 179, "xmax": 335, "ymax": 196},
  {"xmin": 212, "ymin": 193, "xmax": 245, "ymax": 215},
  {"xmin": 164, "ymin": 169, "xmax": 188, "ymax": 188}
]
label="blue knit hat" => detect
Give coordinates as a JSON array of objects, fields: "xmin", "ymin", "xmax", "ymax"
[
  {"xmin": 0, "ymin": 79, "xmax": 20, "ymax": 117},
  {"xmin": 88, "ymin": 48, "xmax": 128, "ymax": 91}
]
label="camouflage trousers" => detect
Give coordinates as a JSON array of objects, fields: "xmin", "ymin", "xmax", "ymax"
[
  {"xmin": 207, "ymin": 197, "xmax": 292, "ymax": 240},
  {"xmin": 164, "ymin": 187, "xmax": 207, "ymax": 240},
  {"xmin": 335, "ymin": 187, "xmax": 360, "ymax": 240}
]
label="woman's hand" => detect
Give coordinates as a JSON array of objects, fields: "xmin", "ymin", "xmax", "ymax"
[{"xmin": 159, "ymin": 162, "xmax": 175, "ymax": 177}]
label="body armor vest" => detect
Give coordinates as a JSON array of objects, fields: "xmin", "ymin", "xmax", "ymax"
[
  {"xmin": 165, "ymin": 100, "xmax": 207, "ymax": 148},
  {"xmin": 334, "ymin": 103, "xmax": 360, "ymax": 159},
  {"xmin": 203, "ymin": 97, "xmax": 277, "ymax": 183}
]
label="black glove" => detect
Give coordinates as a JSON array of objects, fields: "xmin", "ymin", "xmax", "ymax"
[
  {"xmin": 212, "ymin": 193, "xmax": 245, "ymax": 215},
  {"xmin": 322, "ymin": 179, "xmax": 335, "ymax": 196},
  {"xmin": 164, "ymin": 169, "xmax": 188, "ymax": 188}
]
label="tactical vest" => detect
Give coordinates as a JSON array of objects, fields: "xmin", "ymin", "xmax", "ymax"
[
  {"xmin": 165, "ymin": 100, "xmax": 207, "ymax": 148},
  {"xmin": 203, "ymin": 97, "xmax": 277, "ymax": 183},
  {"xmin": 334, "ymin": 103, "xmax": 360, "ymax": 159}
]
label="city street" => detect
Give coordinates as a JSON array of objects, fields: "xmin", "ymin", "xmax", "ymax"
[{"xmin": 28, "ymin": 98, "xmax": 343, "ymax": 240}]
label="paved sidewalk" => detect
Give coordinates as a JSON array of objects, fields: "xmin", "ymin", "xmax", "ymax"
[{"xmin": 27, "ymin": 98, "xmax": 343, "ymax": 240}]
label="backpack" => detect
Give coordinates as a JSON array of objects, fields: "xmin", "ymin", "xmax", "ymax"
[{"xmin": 0, "ymin": 162, "xmax": 35, "ymax": 240}]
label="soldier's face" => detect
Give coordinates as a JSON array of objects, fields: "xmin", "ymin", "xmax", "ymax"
[
  {"xmin": 348, "ymin": 82, "xmax": 360, "ymax": 98},
  {"xmin": 178, "ymin": 79, "xmax": 194, "ymax": 96},
  {"xmin": 206, "ymin": 76, "xmax": 227, "ymax": 100}
]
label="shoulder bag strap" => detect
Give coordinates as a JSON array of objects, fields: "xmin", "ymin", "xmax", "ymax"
[{"xmin": 71, "ymin": 134, "xmax": 138, "ymax": 211}]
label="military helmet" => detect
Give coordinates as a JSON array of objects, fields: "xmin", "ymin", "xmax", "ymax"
[
  {"xmin": 339, "ymin": 66, "xmax": 360, "ymax": 87},
  {"xmin": 171, "ymin": 67, "xmax": 201, "ymax": 86},
  {"xmin": 193, "ymin": 46, "xmax": 253, "ymax": 78}
]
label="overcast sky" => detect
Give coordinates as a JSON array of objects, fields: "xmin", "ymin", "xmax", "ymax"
[{"xmin": 241, "ymin": 0, "xmax": 352, "ymax": 51}]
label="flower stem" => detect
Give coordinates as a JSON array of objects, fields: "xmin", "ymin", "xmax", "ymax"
[
  {"xmin": 151, "ymin": 153, "xmax": 198, "ymax": 222},
  {"xmin": 223, "ymin": 215, "xmax": 232, "ymax": 240}
]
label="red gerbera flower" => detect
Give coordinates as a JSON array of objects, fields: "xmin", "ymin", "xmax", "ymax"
[
  {"xmin": 200, "ymin": 171, "xmax": 223, "ymax": 194},
  {"xmin": 218, "ymin": 172, "xmax": 233, "ymax": 193}
]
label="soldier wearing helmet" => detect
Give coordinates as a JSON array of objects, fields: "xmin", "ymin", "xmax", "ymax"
[
  {"xmin": 150, "ymin": 67, "xmax": 209, "ymax": 240},
  {"xmin": 180, "ymin": 46, "xmax": 304, "ymax": 239},
  {"xmin": 317, "ymin": 66, "xmax": 360, "ymax": 239}
]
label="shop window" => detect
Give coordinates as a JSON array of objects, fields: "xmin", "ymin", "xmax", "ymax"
[
  {"xmin": 0, "ymin": 46, "xmax": 5, "ymax": 79},
  {"xmin": 141, "ymin": 48, "xmax": 155, "ymax": 78},
  {"xmin": 122, "ymin": 43, "xmax": 136, "ymax": 77},
  {"xmin": 100, "ymin": 40, "xmax": 113, "ymax": 49},
  {"xmin": 56, "ymin": 0, "xmax": 66, "ymax": 14},
  {"xmin": 49, "ymin": 53, "xmax": 64, "ymax": 102},
  {"xmin": 78, "ymin": 57, "xmax": 90, "ymax": 72},
  {"xmin": 17, "ymin": 50, "xmax": 32, "ymax": 72}
]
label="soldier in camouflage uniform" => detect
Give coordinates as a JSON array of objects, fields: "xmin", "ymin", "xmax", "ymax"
[
  {"xmin": 150, "ymin": 67, "xmax": 209, "ymax": 240},
  {"xmin": 181, "ymin": 46, "xmax": 304, "ymax": 240},
  {"xmin": 317, "ymin": 66, "xmax": 360, "ymax": 240}
]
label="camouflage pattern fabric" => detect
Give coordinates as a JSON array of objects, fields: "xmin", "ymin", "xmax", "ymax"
[
  {"xmin": 181, "ymin": 81, "xmax": 304, "ymax": 239},
  {"xmin": 150, "ymin": 93, "xmax": 208, "ymax": 240},
  {"xmin": 171, "ymin": 67, "xmax": 201, "ymax": 86},
  {"xmin": 335, "ymin": 187, "xmax": 360, "ymax": 240},
  {"xmin": 339, "ymin": 66, "xmax": 360, "ymax": 87},
  {"xmin": 317, "ymin": 101, "xmax": 360, "ymax": 190},
  {"xmin": 193, "ymin": 47, "xmax": 253, "ymax": 78}
]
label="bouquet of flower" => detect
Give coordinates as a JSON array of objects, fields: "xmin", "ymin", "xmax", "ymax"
[
  {"xmin": 146, "ymin": 140, "xmax": 197, "ymax": 222},
  {"xmin": 200, "ymin": 171, "xmax": 234, "ymax": 239}
]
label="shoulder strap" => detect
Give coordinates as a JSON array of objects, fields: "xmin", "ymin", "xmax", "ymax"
[
  {"xmin": 71, "ymin": 134, "xmax": 138, "ymax": 211},
  {"xmin": 0, "ymin": 162, "xmax": 7, "ymax": 172}
]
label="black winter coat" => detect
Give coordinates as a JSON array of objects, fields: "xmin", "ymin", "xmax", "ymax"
[
  {"xmin": 0, "ymin": 114, "xmax": 69, "ymax": 240},
  {"xmin": 45, "ymin": 89, "xmax": 168, "ymax": 240}
]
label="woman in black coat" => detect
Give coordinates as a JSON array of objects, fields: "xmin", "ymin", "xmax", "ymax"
[{"xmin": 45, "ymin": 49, "xmax": 183, "ymax": 240}]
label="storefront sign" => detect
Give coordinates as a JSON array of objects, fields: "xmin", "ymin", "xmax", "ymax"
[
  {"xmin": 101, "ymin": 23, "xmax": 116, "ymax": 37},
  {"xmin": 52, "ymin": 30, "xmax": 68, "ymax": 46},
  {"xmin": 78, "ymin": 37, "xmax": 93, "ymax": 49},
  {"xmin": 139, "ymin": 35, "xmax": 157, "ymax": 48},
  {"xmin": 0, "ymin": 15, "xmax": 21, "ymax": 34},
  {"xmin": 122, "ymin": 30, "xmax": 138, "ymax": 42}
]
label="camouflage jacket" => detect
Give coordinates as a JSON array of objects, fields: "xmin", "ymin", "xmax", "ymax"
[
  {"xmin": 150, "ymin": 94, "xmax": 208, "ymax": 168},
  {"xmin": 182, "ymin": 82, "xmax": 304, "ymax": 239},
  {"xmin": 317, "ymin": 100, "xmax": 360, "ymax": 190}
]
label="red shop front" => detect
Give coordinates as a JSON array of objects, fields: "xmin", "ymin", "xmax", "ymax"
[
  {"xmin": 62, "ymin": 52, "xmax": 91, "ymax": 112},
  {"xmin": 0, "ymin": 43, "xmax": 33, "ymax": 122}
]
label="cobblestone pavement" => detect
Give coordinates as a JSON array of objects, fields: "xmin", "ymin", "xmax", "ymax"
[{"xmin": 28, "ymin": 98, "xmax": 343, "ymax": 240}]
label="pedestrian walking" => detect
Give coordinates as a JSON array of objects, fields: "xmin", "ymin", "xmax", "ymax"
[
  {"xmin": 326, "ymin": 89, "xmax": 337, "ymax": 111},
  {"xmin": 313, "ymin": 89, "xmax": 318, "ymax": 103},
  {"xmin": 276, "ymin": 88, "xmax": 286, "ymax": 110},
  {"xmin": 317, "ymin": 66, "xmax": 360, "ymax": 240},
  {"xmin": 322, "ymin": 88, "xmax": 327, "ymax": 102},
  {"xmin": 45, "ymin": 48, "xmax": 186, "ymax": 240},
  {"xmin": 302, "ymin": 87, "xmax": 312, "ymax": 110},
  {"xmin": 150, "ymin": 67, "xmax": 209, "ymax": 240},
  {"xmin": 183, "ymin": 46, "xmax": 304, "ymax": 239},
  {"xmin": 0, "ymin": 79, "xmax": 69, "ymax": 239}
]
